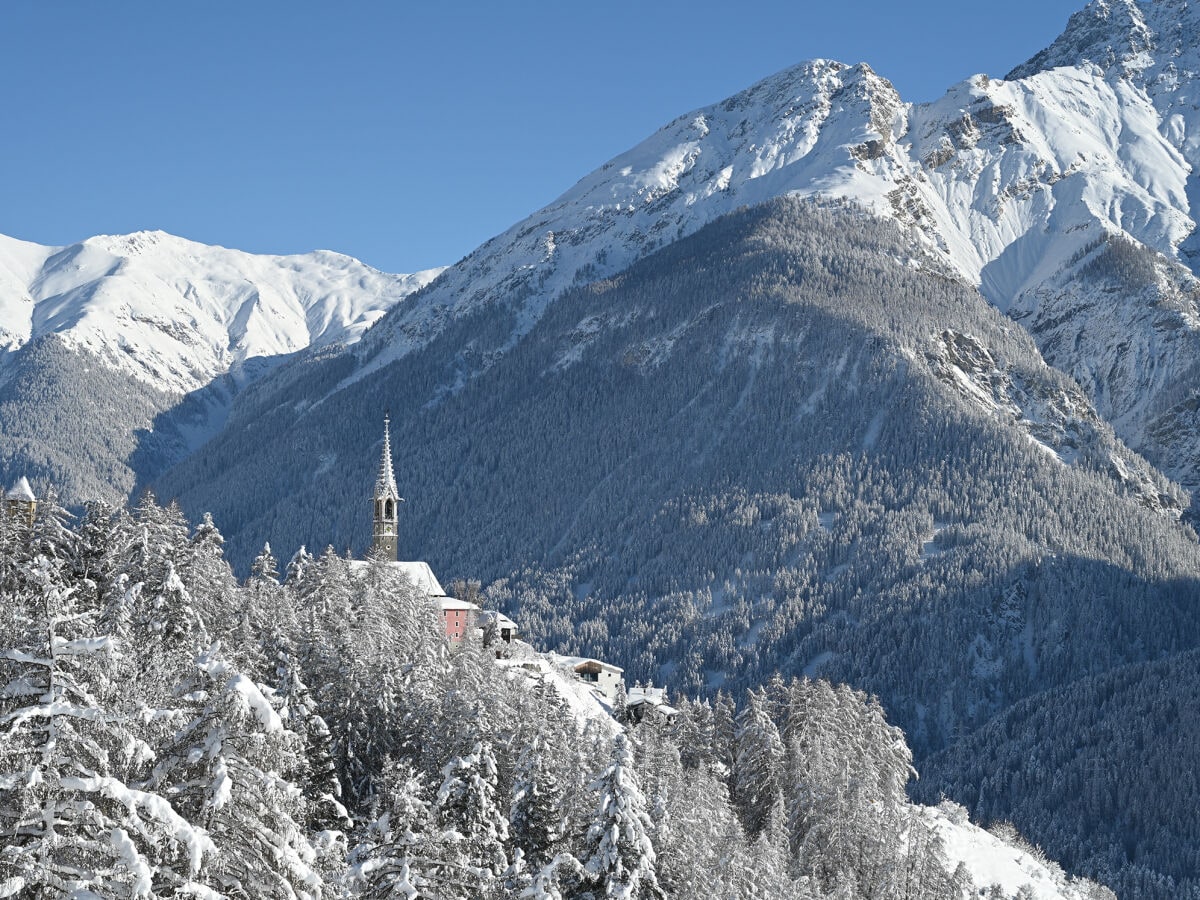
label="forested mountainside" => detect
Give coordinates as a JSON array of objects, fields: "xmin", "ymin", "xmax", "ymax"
[
  {"xmin": 335, "ymin": 0, "xmax": 1200, "ymax": 519},
  {"xmin": 917, "ymin": 650, "xmax": 1200, "ymax": 899},
  {"xmin": 0, "ymin": 231, "xmax": 441, "ymax": 505},
  {"xmin": 158, "ymin": 200, "xmax": 1200, "ymax": 896},
  {"xmin": 0, "ymin": 494, "xmax": 1109, "ymax": 899}
]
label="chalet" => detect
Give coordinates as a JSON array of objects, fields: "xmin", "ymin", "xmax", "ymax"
[
  {"xmin": 555, "ymin": 655, "xmax": 625, "ymax": 705},
  {"xmin": 479, "ymin": 609, "xmax": 518, "ymax": 644},
  {"xmin": 626, "ymin": 685, "xmax": 679, "ymax": 725}
]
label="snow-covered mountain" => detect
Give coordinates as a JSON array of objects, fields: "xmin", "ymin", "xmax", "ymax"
[
  {"xmin": 0, "ymin": 230, "xmax": 442, "ymax": 503},
  {"xmin": 350, "ymin": 0, "xmax": 1200, "ymax": 505},
  {"xmin": 0, "ymin": 230, "xmax": 442, "ymax": 396},
  {"xmin": 161, "ymin": 196, "xmax": 1195, "ymax": 896},
  {"xmin": 3, "ymin": 1, "xmax": 1199, "ymax": 895}
]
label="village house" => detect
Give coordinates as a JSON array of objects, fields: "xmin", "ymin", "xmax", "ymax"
[
  {"xmin": 438, "ymin": 597, "xmax": 481, "ymax": 645},
  {"xmin": 554, "ymin": 655, "xmax": 625, "ymax": 705},
  {"xmin": 479, "ymin": 609, "xmax": 518, "ymax": 644},
  {"xmin": 625, "ymin": 685, "xmax": 679, "ymax": 725}
]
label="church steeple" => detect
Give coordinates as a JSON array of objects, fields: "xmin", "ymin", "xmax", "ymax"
[
  {"xmin": 372, "ymin": 413, "xmax": 402, "ymax": 561},
  {"xmin": 4, "ymin": 477, "xmax": 36, "ymax": 528}
]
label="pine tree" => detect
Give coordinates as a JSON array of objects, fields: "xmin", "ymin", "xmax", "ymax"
[
  {"xmin": 575, "ymin": 733, "xmax": 662, "ymax": 900},
  {"xmin": 183, "ymin": 511, "xmax": 240, "ymax": 636},
  {"xmin": 434, "ymin": 741, "xmax": 510, "ymax": 899},
  {"xmin": 150, "ymin": 645, "xmax": 321, "ymax": 898},
  {"xmin": 732, "ymin": 689, "xmax": 784, "ymax": 841},
  {"xmin": 511, "ymin": 736, "xmax": 567, "ymax": 872},
  {"xmin": 286, "ymin": 544, "xmax": 316, "ymax": 587},
  {"xmin": 0, "ymin": 498, "xmax": 212, "ymax": 896},
  {"xmin": 354, "ymin": 762, "xmax": 440, "ymax": 900}
]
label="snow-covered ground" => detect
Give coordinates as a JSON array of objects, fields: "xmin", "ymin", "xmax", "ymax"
[
  {"xmin": 926, "ymin": 802, "xmax": 1106, "ymax": 900},
  {"xmin": 497, "ymin": 646, "xmax": 621, "ymax": 737}
]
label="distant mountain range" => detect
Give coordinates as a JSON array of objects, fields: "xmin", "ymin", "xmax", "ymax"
[
  {"xmin": 0, "ymin": 230, "xmax": 440, "ymax": 499},
  {"xmin": 2, "ymin": 1, "xmax": 1199, "ymax": 896}
]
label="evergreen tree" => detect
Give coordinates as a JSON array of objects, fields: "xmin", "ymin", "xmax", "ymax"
[
  {"xmin": 511, "ymin": 736, "xmax": 567, "ymax": 872},
  {"xmin": 0, "ymin": 498, "xmax": 211, "ymax": 895},
  {"xmin": 354, "ymin": 762, "xmax": 441, "ymax": 900},
  {"xmin": 150, "ymin": 645, "xmax": 321, "ymax": 898},
  {"xmin": 731, "ymin": 689, "xmax": 784, "ymax": 841},
  {"xmin": 575, "ymin": 734, "xmax": 662, "ymax": 900},
  {"xmin": 434, "ymin": 741, "xmax": 510, "ymax": 899}
]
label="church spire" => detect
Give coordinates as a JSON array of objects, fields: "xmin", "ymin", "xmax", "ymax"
[
  {"xmin": 376, "ymin": 412, "xmax": 398, "ymax": 497},
  {"xmin": 371, "ymin": 412, "xmax": 401, "ymax": 561}
]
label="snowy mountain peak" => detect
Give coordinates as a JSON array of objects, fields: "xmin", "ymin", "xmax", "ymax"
[
  {"xmin": 352, "ymin": 56, "xmax": 908, "ymax": 381},
  {"xmin": 338, "ymin": 0, "xmax": 1200, "ymax": 516},
  {"xmin": 1007, "ymin": 0, "xmax": 1155, "ymax": 79},
  {"xmin": 0, "ymin": 230, "xmax": 444, "ymax": 395},
  {"xmin": 1007, "ymin": 0, "xmax": 1200, "ymax": 97}
]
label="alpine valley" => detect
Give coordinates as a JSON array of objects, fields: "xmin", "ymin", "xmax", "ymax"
[{"xmin": 3, "ymin": 0, "xmax": 1200, "ymax": 896}]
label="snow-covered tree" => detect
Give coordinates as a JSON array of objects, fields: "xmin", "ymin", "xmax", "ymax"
[
  {"xmin": 0, "ymin": 499, "xmax": 212, "ymax": 896},
  {"xmin": 511, "ymin": 736, "xmax": 567, "ymax": 872},
  {"xmin": 434, "ymin": 741, "xmax": 510, "ymax": 898},
  {"xmin": 732, "ymin": 689, "xmax": 784, "ymax": 840},
  {"xmin": 150, "ymin": 644, "xmax": 321, "ymax": 898},
  {"xmin": 575, "ymin": 733, "xmax": 662, "ymax": 900},
  {"xmin": 353, "ymin": 762, "xmax": 440, "ymax": 900}
]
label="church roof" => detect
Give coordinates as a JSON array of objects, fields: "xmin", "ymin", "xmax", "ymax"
[
  {"xmin": 5, "ymin": 477, "xmax": 35, "ymax": 502},
  {"xmin": 438, "ymin": 597, "xmax": 481, "ymax": 612},
  {"xmin": 397, "ymin": 561, "xmax": 445, "ymax": 596},
  {"xmin": 347, "ymin": 559, "xmax": 445, "ymax": 596},
  {"xmin": 375, "ymin": 414, "xmax": 399, "ymax": 498}
]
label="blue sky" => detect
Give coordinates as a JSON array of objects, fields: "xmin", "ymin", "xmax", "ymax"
[{"xmin": 1, "ymin": 1, "xmax": 1083, "ymax": 274}]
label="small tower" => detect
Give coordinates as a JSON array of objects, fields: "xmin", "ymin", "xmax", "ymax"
[
  {"xmin": 371, "ymin": 414, "xmax": 402, "ymax": 561},
  {"xmin": 4, "ymin": 477, "xmax": 36, "ymax": 527}
]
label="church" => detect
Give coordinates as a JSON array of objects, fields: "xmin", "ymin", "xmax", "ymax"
[{"xmin": 368, "ymin": 414, "xmax": 491, "ymax": 646}]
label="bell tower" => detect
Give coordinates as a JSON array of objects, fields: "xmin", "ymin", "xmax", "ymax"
[
  {"xmin": 4, "ymin": 477, "xmax": 36, "ymax": 528},
  {"xmin": 371, "ymin": 413, "xmax": 402, "ymax": 561}
]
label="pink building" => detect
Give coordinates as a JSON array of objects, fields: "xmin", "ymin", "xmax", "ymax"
[{"xmin": 438, "ymin": 597, "xmax": 481, "ymax": 644}]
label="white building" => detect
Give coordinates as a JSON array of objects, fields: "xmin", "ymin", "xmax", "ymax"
[
  {"xmin": 554, "ymin": 655, "xmax": 625, "ymax": 705},
  {"xmin": 626, "ymin": 685, "xmax": 679, "ymax": 725},
  {"xmin": 479, "ymin": 609, "xmax": 519, "ymax": 644}
]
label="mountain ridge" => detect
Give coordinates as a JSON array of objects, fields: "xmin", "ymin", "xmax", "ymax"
[{"xmin": 0, "ymin": 228, "xmax": 444, "ymax": 397}]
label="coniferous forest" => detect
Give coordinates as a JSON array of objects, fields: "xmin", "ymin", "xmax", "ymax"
[{"xmin": 0, "ymin": 494, "xmax": 1116, "ymax": 899}]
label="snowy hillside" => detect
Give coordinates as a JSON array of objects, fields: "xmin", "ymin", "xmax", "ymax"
[
  {"xmin": 0, "ymin": 229, "xmax": 443, "ymax": 396},
  {"xmin": 347, "ymin": 0, "xmax": 1200, "ymax": 509},
  {"xmin": 0, "ymin": 230, "xmax": 442, "ymax": 504},
  {"xmin": 928, "ymin": 804, "xmax": 1108, "ymax": 900},
  {"xmin": 0, "ymin": 481, "xmax": 1117, "ymax": 896}
]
